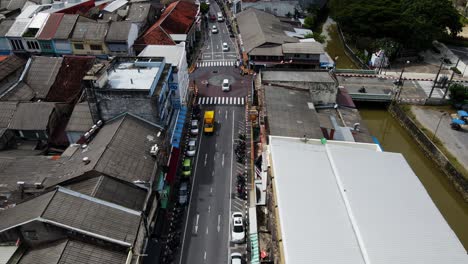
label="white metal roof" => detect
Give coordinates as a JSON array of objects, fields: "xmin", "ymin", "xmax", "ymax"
[
  {"xmin": 28, "ymin": 13, "xmax": 49, "ymax": 29},
  {"xmin": 139, "ymin": 43, "xmax": 186, "ymax": 67},
  {"xmin": 0, "ymin": 246, "xmax": 18, "ymax": 264},
  {"xmin": 103, "ymin": 0, "xmax": 128, "ymax": 12},
  {"xmin": 5, "ymin": 19, "xmax": 31, "ymax": 37},
  {"xmin": 269, "ymin": 136, "xmax": 468, "ymax": 264}
]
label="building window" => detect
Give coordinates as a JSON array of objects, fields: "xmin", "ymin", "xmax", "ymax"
[
  {"xmin": 90, "ymin": 44, "xmax": 102, "ymax": 51},
  {"xmin": 40, "ymin": 42, "xmax": 52, "ymax": 50},
  {"xmin": 10, "ymin": 39, "xmax": 24, "ymax": 50},
  {"xmin": 294, "ymin": 54, "xmax": 300, "ymax": 58},
  {"xmin": 74, "ymin": 43, "xmax": 84, "ymax": 50},
  {"xmin": 26, "ymin": 41, "xmax": 39, "ymax": 50}
]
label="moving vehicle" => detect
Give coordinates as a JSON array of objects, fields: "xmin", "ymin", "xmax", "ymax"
[
  {"xmin": 217, "ymin": 12, "xmax": 223, "ymax": 22},
  {"xmin": 222, "ymin": 42, "xmax": 229, "ymax": 51},
  {"xmin": 178, "ymin": 182, "xmax": 189, "ymax": 205},
  {"xmin": 212, "ymin": 25, "xmax": 218, "ymax": 33},
  {"xmin": 222, "ymin": 79, "xmax": 230, "ymax": 92},
  {"xmin": 231, "ymin": 212, "xmax": 245, "ymax": 243},
  {"xmin": 204, "ymin": 111, "xmax": 215, "ymax": 134},
  {"xmin": 186, "ymin": 139, "xmax": 197, "ymax": 157},
  {"xmin": 230, "ymin": 252, "xmax": 242, "ymax": 264},
  {"xmin": 182, "ymin": 158, "xmax": 192, "ymax": 177},
  {"xmin": 190, "ymin": 119, "xmax": 199, "ymax": 135},
  {"xmin": 209, "ymin": 13, "xmax": 216, "ymax": 22}
]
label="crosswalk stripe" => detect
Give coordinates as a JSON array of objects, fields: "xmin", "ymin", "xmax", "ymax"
[
  {"xmin": 196, "ymin": 60, "xmax": 239, "ymax": 68},
  {"xmin": 198, "ymin": 97, "xmax": 247, "ymax": 105}
]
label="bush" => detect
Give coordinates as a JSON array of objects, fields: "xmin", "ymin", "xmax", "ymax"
[{"xmin": 449, "ymin": 83, "xmax": 468, "ymax": 104}]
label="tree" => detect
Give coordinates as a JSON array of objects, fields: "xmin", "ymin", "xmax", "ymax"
[
  {"xmin": 330, "ymin": 0, "xmax": 462, "ymax": 50},
  {"xmin": 200, "ymin": 2, "xmax": 209, "ymax": 15},
  {"xmin": 449, "ymin": 83, "xmax": 468, "ymax": 104},
  {"xmin": 286, "ymin": 12, "xmax": 292, "ymax": 18},
  {"xmin": 303, "ymin": 32, "xmax": 326, "ymax": 43},
  {"xmin": 304, "ymin": 15, "xmax": 315, "ymax": 29}
]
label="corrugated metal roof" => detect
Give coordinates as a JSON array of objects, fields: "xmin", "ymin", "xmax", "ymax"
[
  {"xmin": 24, "ymin": 56, "xmax": 63, "ymax": 99},
  {"xmin": 105, "ymin": 21, "xmax": 131, "ymax": 41},
  {"xmin": 282, "ymin": 42, "xmax": 324, "ymax": 54},
  {"xmin": 18, "ymin": 240, "xmax": 67, "ymax": 264},
  {"xmin": 0, "ymin": 102, "xmax": 18, "ymax": 128},
  {"xmin": 71, "ymin": 22, "xmax": 109, "ymax": 41},
  {"xmin": 269, "ymin": 136, "xmax": 468, "ymax": 264},
  {"xmin": 5, "ymin": 18, "xmax": 30, "ymax": 37},
  {"xmin": 53, "ymin": 14, "xmax": 79, "ymax": 40},
  {"xmin": 65, "ymin": 102, "xmax": 93, "ymax": 132},
  {"xmin": 37, "ymin": 13, "xmax": 64, "ymax": 40},
  {"xmin": 58, "ymin": 240, "xmax": 127, "ymax": 264},
  {"xmin": 0, "ymin": 19, "xmax": 15, "ymax": 37},
  {"xmin": 0, "ymin": 246, "xmax": 18, "ymax": 264},
  {"xmin": 8, "ymin": 102, "xmax": 55, "ymax": 130}
]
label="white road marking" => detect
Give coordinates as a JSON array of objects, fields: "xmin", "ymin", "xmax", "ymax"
[
  {"xmin": 206, "ymin": 45, "xmax": 210, "ymax": 50},
  {"xmin": 225, "ymin": 110, "xmax": 228, "ymax": 119},
  {"xmin": 222, "ymin": 153, "xmax": 225, "ymax": 167},
  {"xmin": 195, "ymin": 214, "xmax": 199, "ymax": 234},
  {"xmin": 204, "ymin": 153, "xmax": 207, "ymax": 166},
  {"xmin": 217, "ymin": 214, "xmax": 221, "ymax": 232},
  {"xmin": 208, "ymin": 205, "xmax": 211, "ymax": 213},
  {"xmin": 206, "ymin": 227, "xmax": 209, "ymax": 234},
  {"xmin": 204, "ymin": 251, "xmax": 207, "ymax": 260},
  {"xmin": 210, "ymin": 187, "xmax": 213, "ymax": 193}
]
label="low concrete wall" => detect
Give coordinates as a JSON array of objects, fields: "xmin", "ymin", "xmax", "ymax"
[{"xmin": 389, "ymin": 104, "xmax": 468, "ymax": 202}]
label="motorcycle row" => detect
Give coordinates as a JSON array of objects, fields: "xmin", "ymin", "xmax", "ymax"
[{"xmin": 235, "ymin": 133, "xmax": 248, "ymax": 200}]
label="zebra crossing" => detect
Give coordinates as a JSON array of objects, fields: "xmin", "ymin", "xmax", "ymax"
[
  {"xmin": 197, "ymin": 96, "xmax": 245, "ymax": 105},
  {"xmin": 196, "ymin": 60, "xmax": 236, "ymax": 67}
]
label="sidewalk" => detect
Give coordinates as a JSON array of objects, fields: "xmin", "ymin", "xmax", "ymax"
[{"xmin": 411, "ymin": 106, "xmax": 468, "ymax": 174}]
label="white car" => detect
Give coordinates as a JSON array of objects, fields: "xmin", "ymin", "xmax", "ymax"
[
  {"xmin": 222, "ymin": 42, "xmax": 229, "ymax": 51},
  {"xmin": 230, "ymin": 252, "xmax": 242, "ymax": 264},
  {"xmin": 190, "ymin": 120, "xmax": 199, "ymax": 135},
  {"xmin": 222, "ymin": 79, "xmax": 230, "ymax": 92},
  {"xmin": 212, "ymin": 25, "xmax": 218, "ymax": 33},
  {"xmin": 231, "ymin": 212, "xmax": 245, "ymax": 243},
  {"xmin": 186, "ymin": 139, "xmax": 196, "ymax": 156}
]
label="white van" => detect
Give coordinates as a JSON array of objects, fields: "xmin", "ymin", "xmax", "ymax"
[{"xmin": 217, "ymin": 12, "xmax": 224, "ymax": 22}]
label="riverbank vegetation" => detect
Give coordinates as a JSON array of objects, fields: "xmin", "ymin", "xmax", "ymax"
[{"xmin": 329, "ymin": 0, "xmax": 462, "ymax": 53}]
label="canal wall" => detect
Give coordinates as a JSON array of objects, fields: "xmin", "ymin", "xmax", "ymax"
[{"xmin": 388, "ymin": 104, "xmax": 468, "ymax": 202}]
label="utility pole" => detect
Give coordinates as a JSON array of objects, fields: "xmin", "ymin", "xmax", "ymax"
[{"xmin": 429, "ymin": 59, "xmax": 444, "ymax": 98}]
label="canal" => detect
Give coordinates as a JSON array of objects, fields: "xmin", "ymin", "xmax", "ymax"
[{"xmin": 359, "ymin": 106, "xmax": 468, "ymax": 251}]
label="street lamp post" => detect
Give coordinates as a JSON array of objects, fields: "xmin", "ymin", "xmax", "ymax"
[{"xmin": 432, "ymin": 112, "xmax": 448, "ymax": 141}]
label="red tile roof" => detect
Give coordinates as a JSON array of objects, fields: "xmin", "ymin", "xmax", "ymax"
[
  {"xmin": 46, "ymin": 56, "xmax": 95, "ymax": 103},
  {"xmin": 136, "ymin": 0, "xmax": 198, "ymax": 45},
  {"xmin": 160, "ymin": 1, "xmax": 198, "ymax": 34},
  {"xmin": 37, "ymin": 13, "xmax": 64, "ymax": 40}
]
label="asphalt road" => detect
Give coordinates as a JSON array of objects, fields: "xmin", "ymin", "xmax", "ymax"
[
  {"xmin": 179, "ymin": 105, "xmax": 246, "ymax": 264},
  {"xmin": 199, "ymin": 2, "xmax": 238, "ymax": 65}
]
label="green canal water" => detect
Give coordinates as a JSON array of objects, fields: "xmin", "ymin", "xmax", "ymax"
[{"xmin": 359, "ymin": 107, "xmax": 468, "ymax": 251}]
